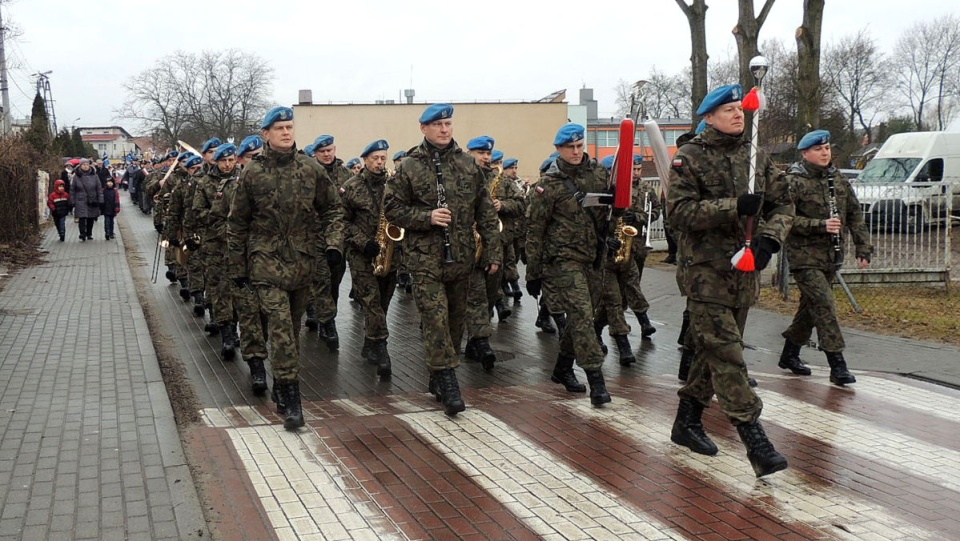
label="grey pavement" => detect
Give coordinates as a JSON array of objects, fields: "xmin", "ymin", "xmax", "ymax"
[{"xmin": 0, "ymin": 214, "xmax": 207, "ymax": 541}]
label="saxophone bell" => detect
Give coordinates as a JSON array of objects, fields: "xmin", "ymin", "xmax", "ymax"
[{"xmin": 614, "ymin": 217, "xmax": 639, "ymax": 264}]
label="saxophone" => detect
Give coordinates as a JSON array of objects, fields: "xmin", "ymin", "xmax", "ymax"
[
  {"xmin": 613, "ymin": 216, "xmax": 639, "ymax": 264},
  {"xmin": 373, "ymin": 209, "xmax": 405, "ymax": 277},
  {"xmin": 475, "ymin": 165, "xmax": 505, "ymax": 264}
]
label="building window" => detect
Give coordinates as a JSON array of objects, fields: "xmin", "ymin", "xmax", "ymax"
[
  {"xmin": 596, "ymin": 130, "xmax": 619, "ymax": 147},
  {"xmin": 634, "ymin": 132, "xmax": 650, "ymax": 147},
  {"xmin": 98, "ymin": 143, "xmax": 107, "ymax": 151},
  {"xmin": 587, "ymin": 131, "xmax": 597, "ymax": 145}
]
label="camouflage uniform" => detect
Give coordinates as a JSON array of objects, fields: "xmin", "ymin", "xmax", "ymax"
[
  {"xmin": 151, "ymin": 168, "xmax": 182, "ymax": 273},
  {"xmin": 668, "ymin": 127, "xmax": 793, "ymax": 424},
  {"xmin": 340, "ymin": 167, "xmax": 396, "ymax": 341},
  {"xmin": 526, "ymin": 156, "xmax": 608, "ymax": 371},
  {"xmin": 464, "ymin": 167, "xmax": 507, "ymax": 346},
  {"xmin": 782, "ymin": 160, "xmax": 872, "ymax": 353},
  {"xmin": 188, "ymin": 166, "xmax": 235, "ymax": 326},
  {"xmin": 312, "ymin": 159, "xmax": 354, "ymax": 325},
  {"xmin": 495, "ymin": 172, "xmax": 527, "ymax": 289},
  {"xmin": 165, "ymin": 169, "xmax": 204, "ymax": 294},
  {"xmin": 383, "ymin": 139, "xmax": 501, "ymax": 372},
  {"xmin": 227, "ymin": 145, "xmax": 344, "ymax": 383}
]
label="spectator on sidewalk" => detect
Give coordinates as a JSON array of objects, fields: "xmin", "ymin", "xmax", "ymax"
[
  {"xmin": 71, "ymin": 159, "xmax": 103, "ymax": 241},
  {"xmin": 101, "ymin": 179, "xmax": 121, "ymax": 240},
  {"xmin": 47, "ymin": 179, "xmax": 72, "ymax": 242}
]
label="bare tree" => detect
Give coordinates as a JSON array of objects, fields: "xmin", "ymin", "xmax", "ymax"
[
  {"xmin": 754, "ymin": 39, "xmax": 797, "ymax": 149},
  {"xmin": 823, "ymin": 30, "xmax": 890, "ymax": 144},
  {"xmin": 794, "ymin": 0, "xmax": 824, "ymax": 137},
  {"xmin": 118, "ymin": 49, "xmax": 274, "ymax": 144},
  {"xmin": 675, "ymin": 0, "xmax": 709, "ymax": 126},
  {"xmin": 892, "ymin": 16, "xmax": 960, "ymax": 131},
  {"xmin": 733, "ymin": 0, "xmax": 776, "ymax": 90},
  {"xmin": 708, "ymin": 55, "xmax": 739, "ymax": 87}
]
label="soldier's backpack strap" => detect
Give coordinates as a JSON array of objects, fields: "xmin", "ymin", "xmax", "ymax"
[{"xmin": 560, "ymin": 176, "xmax": 586, "ymax": 206}]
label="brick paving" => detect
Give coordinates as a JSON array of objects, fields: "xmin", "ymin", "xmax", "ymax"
[{"xmin": 3, "ymin": 201, "xmax": 960, "ymax": 540}]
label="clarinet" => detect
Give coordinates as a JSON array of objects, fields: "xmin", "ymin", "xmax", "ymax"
[
  {"xmin": 432, "ymin": 152, "xmax": 456, "ymax": 263},
  {"xmin": 827, "ymin": 175, "xmax": 844, "ymax": 269}
]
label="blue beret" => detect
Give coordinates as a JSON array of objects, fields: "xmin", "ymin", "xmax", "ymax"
[
  {"xmin": 177, "ymin": 151, "xmax": 195, "ymax": 162},
  {"xmin": 360, "ymin": 139, "xmax": 389, "ymax": 158},
  {"xmin": 491, "ymin": 150, "xmax": 504, "ymax": 162},
  {"xmin": 165, "ymin": 150, "xmax": 179, "ymax": 160},
  {"xmin": 601, "ymin": 155, "xmax": 615, "ymax": 170},
  {"xmin": 346, "ymin": 158, "xmax": 361, "ymax": 169},
  {"xmin": 798, "ymin": 129, "xmax": 831, "ymax": 150},
  {"xmin": 695, "ymin": 118, "xmax": 708, "ymax": 134},
  {"xmin": 633, "ymin": 154, "xmax": 643, "ymax": 165},
  {"xmin": 554, "ymin": 123, "xmax": 585, "ymax": 146},
  {"xmin": 304, "ymin": 144, "xmax": 316, "ymax": 157},
  {"xmin": 392, "ymin": 150, "xmax": 407, "ymax": 161},
  {"xmin": 213, "ymin": 143, "xmax": 237, "ymax": 161},
  {"xmin": 201, "ymin": 138, "xmax": 222, "ymax": 154},
  {"xmin": 466, "ymin": 136, "xmax": 495, "ymax": 151},
  {"xmin": 503, "ymin": 158, "xmax": 518, "ymax": 169},
  {"xmin": 237, "ymin": 135, "xmax": 263, "ymax": 156},
  {"xmin": 185, "ymin": 155, "xmax": 203, "ymax": 168},
  {"xmin": 261, "ymin": 106, "xmax": 294, "ymax": 129},
  {"xmin": 313, "ymin": 135, "xmax": 334, "ymax": 149},
  {"xmin": 539, "ymin": 157, "xmax": 554, "ymax": 172},
  {"xmin": 696, "ymin": 84, "xmax": 743, "ymax": 116},
  {"xmin": 419, "ymin": 103, "xmax": 454, "ymax": 124}
]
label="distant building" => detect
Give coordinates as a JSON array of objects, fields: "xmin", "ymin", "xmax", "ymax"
[{"xmin": 79, "ymin": 126, "xmax": 140, "ymax": 160}]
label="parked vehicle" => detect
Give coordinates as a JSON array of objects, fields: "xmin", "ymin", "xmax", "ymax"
[{"xmin": 854, "ymin": 132, "xmax": 960, "ymax": 231}]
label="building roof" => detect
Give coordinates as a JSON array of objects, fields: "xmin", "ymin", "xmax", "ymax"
[
  {"xmin": 82, "ymin": 134, "xmax": 120, "ymax": 142},
  {"xmin": 79, "ymin": 126, "xmax": 136, "ymax": 138}
]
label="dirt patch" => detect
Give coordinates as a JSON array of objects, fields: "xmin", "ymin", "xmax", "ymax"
[{"xmin": 0, "ymin": 234, "xmax": 46, "ymax": 293}]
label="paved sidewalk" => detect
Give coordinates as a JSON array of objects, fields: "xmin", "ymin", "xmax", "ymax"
[{"xmin": 0, "ymin": 216, "xmax": 206, "ymax": 540}]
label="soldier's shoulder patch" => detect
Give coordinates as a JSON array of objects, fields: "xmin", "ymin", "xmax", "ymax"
[
  {"xmin": 338, "ymin": 187, "xmax": 346, "ymax": 194},
  {"xmin": 535, "ymin": 185, "xmax": 545, "ymax": 194},
  {"xmin": 672, "ymin": 156, "xmax": 686, "ymax": 172}
]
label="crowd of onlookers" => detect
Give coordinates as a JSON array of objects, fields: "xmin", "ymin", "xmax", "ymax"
[{"xmin": 47, "ymin": 158, "xmax": 123, "ymax": 242}]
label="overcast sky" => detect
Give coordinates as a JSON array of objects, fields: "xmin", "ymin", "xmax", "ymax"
[{"xmin": 4, "ymin": 0, "xmax": 955, "ymax": 134}]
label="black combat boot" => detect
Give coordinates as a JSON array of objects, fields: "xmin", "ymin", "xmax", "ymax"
[
  {"xmin": 678, "ymin": 348, "xmax": 694, "ymax": 381},
  {"xmin": 678, "ymin": 309, "xmax": 690, "ymax": 346},
  {"xmin": 584, "ymin": 369, "xmax": 611, "ymax": 406},
  {"xmin": 635, "ymin": 311, "xmax": 657, "ymax": 337},
  {"xmin": 613, "ymin": 335, "xmax": 636, "ymax": 366},
  {"xmin": 436, "ymin": 368, "xmax": 466, "ymax": 416},
  {"xmin": 553, "ymin": 313, "xmax": 568, "ymax": 337},
  {"xmin": 778, "ymin": 339, "xmax": 812, "ymax": 375},
  {"xmin": 550, "ymin": 354, "xmax": 586, "ymax": 393},
  {"xmin": 204, "ymin": 310, "xmax": 220, "ymax": 335},
  {"xmin": 501, "ymin": 281, "xmax": 512, "ymax": 299},
  {"xmin": 510, "ymin": 280, "xmax": 523, "ymax": 302},
  {"xmin": 318, "ymin": 320, "xmax": 339, "ymax": 351},
  {"xmin": 594, "ymin": 322, "xmax": 608, "ymax": 355},
  {"xmin": 465, "ymin": 337, "xmax": 496, "ymax": 370},
  {"xmin": 535, "ymin": 305, "xmax": 556, "ymax": 334},
  {"xmin": 219, "ymin": 323, "xmax": 236, "ymax": 361},
  {"xmin": 192, "ymin": 291, "xmax": 205, "ymax": 317},
  {"xmin": 247, "ymin": 358, "xmax": 267, "ymax": 396},
  {"xmin": 361, "ymin": 337, "xmax": 377, "ymax": 364},
  {"xmin": 278, "ymin": 380, "xmax": 305, "ymax": 430},
  {"xmin": 165, "ymin": 266, "xmax": 177, "ymax": 283},
  {"xmin": 179, "ymin": 287, "xmax": 190, "ymax": 301},
  {"xmin": 494, "ymin": 299, "xmax": 512, "ymax": 321},
  {"xmin": 427, "ymin": 372, "xmax": 441, "ymax": 402},
  {"xmin": 374, "ymin": 339, "xmax": 392, "ymax": 378},
  {"xmin": 736, "ymin": 420, "xmax": 788, "ymax": 478},
  {"xmin": 304, "ymin": 304, "xmax": 319, "ymax": 331},
  {"xmin": 825, "ymin": 351, "xmax": 856, "ymax": 385},
  {"xmin": 272, "ymin": 383, "xmax": 286, "ymax": 414},
  {"xmin": 670, "ymin": 399, "xmax": 719, "ymax": 455}
]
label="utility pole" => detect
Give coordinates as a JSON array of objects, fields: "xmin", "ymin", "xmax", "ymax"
[
  {"xmin": 0, "ymin": 3, "xmax": 12, "ymax": 134},
  {"xmin": 34, "ymin": 71, "xmax": 56, "ymax": 133}
]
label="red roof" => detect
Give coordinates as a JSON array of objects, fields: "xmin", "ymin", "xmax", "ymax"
[{"xmin": 82, "ymin": 134, "xmax": 120, "ymax": 142}]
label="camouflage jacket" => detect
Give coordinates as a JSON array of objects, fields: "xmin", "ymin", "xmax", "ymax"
[
  {"xmin": 320, "ymin": 158, "xmax": 354, "ymax": 188},
  {"xmin": 188, "ymin": 166, "xmax": 239, "ymax": 246},
  {"xmin": 628, "ymin": 181, "xmax": 662, "ymax": 227},
  {"xmin": 526, "ymin": 155, "xmax": 609, "ymax": 281},
  {"xmin": 784, "ymin": 159, "xmax": 872, "ymax": 270},
  {"xmin": 667, "ymin": 127, "xmax": 794, "ymax": 308},
  {"xmin": 489, "ymin": 169, "xmax": 527, "ymax": 238},
  {"xmin": 383, "ymin": 139, "xmax": 501, "ymax": 277},
  {"xmin": 206, "ymin": 169, "xmax": 242, "ymax": 249},
  {"xmin": 164, "ymin": 170, "xmax": 199, "ymax": 245},
  {"xmin": 340, "ymin": 167, "xmax": 388, "ymax": 256},
  {"xmin": 227, "ymin": 144, "xmax": 345, "ymax": 290}
]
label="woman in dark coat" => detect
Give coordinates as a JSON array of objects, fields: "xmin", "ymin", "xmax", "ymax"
[{"xmin": 71, "ymin": 159, "xmax": 103, "ymax": 241}]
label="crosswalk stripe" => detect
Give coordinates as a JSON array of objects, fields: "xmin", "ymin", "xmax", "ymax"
[
  {"xmin": 397, "ymin": 409, "xmax": 682, "ymax": 540},
  {"xmin": 226, "ymin": 425, "xmax": 404, "ymax": 540},
  {"xmin": 562, "ymin": 398, "xmax": 939, "ymax": 540}
]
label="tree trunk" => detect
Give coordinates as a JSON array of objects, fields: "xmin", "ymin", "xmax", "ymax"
[
  {"xmin": 676, "ymin": 0, "xmax": 710, "ymax": 128},
  {"xmin": 733, "ymin": 0, "xmax": 776, "ymax": 141},
  {"xmin": 795, "ymin": 0, "xmax": 824, "ymax": 140}
]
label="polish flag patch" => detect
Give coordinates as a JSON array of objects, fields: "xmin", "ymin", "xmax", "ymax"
[
  {"xmin": 338, "ymin": 187, "xmax": 346, "ymax": 194},
  {"xmin": 672, "ymin": 158, "xmax": 683, "ymax": 168},
  {"xmin": 535, "ymin": 186, "xmax": 544, "ymax": 194}
]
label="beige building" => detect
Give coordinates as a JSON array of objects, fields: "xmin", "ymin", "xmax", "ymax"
[{"xmin": 293, "ymin": 100, "xmax": 569, "ymax": 181}]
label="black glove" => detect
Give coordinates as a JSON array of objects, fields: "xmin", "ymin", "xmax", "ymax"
[
  {"xmin": 621, "ymin": 210, "xmax": 640, "ymax": 226},
  {"xmin": 605, "ymin": 237, "xmax": 622, "ymax": 255},
  {"xmin": 232, "ymin": 276, "xmax": 250, "ymax": 289},
  {"xmin": 526, "ymin": 278, "xmax": 542, "ymax": 298},
  {"xmin": 185, "ymin": 238, "xmax": 200, "ymax": 252},
  {"xmin": 737, "ymin": 193, "xmax": 763, "ymax": 216},
  {"xmin": 155, "ymin": 223, "xmax": 164, "ymax": 234},
  {"xmin": 753, "ymin": 236, "xmax": 780, "ymax": 271},
  {"xmin": 362, "ymin": 240, "xmax": 380, "ymax": 259},
  {"xmin": 167, "ymin": 237, "xmax": 180, "ymax": 248},
  {"xmin": 325, "ymin": 249, "xmax": 343, "ymax": 267}
]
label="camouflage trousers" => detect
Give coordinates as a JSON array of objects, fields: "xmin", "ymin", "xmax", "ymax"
[
  {"xmin": 312, "ymin": 256, "xmax": 346, "ymax": 323},
  {"xmin": 347, "ymin": 250, "xmax": 396, "ymax": 341},
  {"xmin": 186, "ymin": 247, "xmax": 205, "ymax": 293},
  {"xmin": 625, "ymin": 253, "xmax": 650, "ymax": 313},
  {"xmin": 205, "ymin": 242, "xmax": 233, "ymax": 325},
  {"xmin": 597, "ymin": 260, "xmax": 644, "ymax": 336},
  {"xmin": 255, "ymin": 285, "xmax": 309, "ymax": 382},
  {"xmin": 501, "ymin": 231, "xmax": 519, "ymax": 283},
  {"xmin": 679, "ymin": 301, "xmax": 762, "ymax": 425},
  {"xmin": 545, "ymin": 260, "xmax": 604, "ymax": 370},
  {"xmin": 465, "ymin": 266, "xmax": 500, "ymax": 339},
  {"xmin": 235, "ymin": 282, "xmax": 268, "ymax": 361},
  {"xmin": 782, "ymin": 268, "xmax": 844, "ymax": 352},
  {"xmin": 411, "ymin": 266, "xmax": 469, "ymax": 371}
]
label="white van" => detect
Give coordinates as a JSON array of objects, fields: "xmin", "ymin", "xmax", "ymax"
[{"xmin": 855, "ymin": 132, "xmax": 960, "ymax": 231}]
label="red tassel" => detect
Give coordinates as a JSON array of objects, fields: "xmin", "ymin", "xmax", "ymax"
[
  {"xmin": 731, "ymin": 246, "xmax": 756, "ymax": 272},
  {"xmin": 742, "ymin": 87, "xmax": 760, "ymax": 111}
]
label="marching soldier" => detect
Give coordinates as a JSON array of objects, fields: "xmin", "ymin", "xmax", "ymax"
[
  {"xmin": 166, "ymin": 154, "xmax": 207, "ymax": 316},
  {"xmin": 200, "ymin": 138, "xmax": 221, "ymax": 173},
  {"xmin": 340, "ymin": 139, "xmax": 396, "ymax": 378},
  {"xmin": 307, "ymin": 135, "xmax": 352, "ymax": 350},
  {"xmin": 160, "ymin": 151, "xmax": 197, "ymax": 298},
  {"xmin": 667, "ymin": 84, "xmax": 793, "ymax": 477},
  {"xmin": 236, "ymin": 135, "xmax": 263, "ymax": 168},
  {"xmin": 627, "ymin": 155, "xmax": 661, "ymax": 338},
  {"xmin": 145, "ymin": 150, "xmax": 180, "ymax": 282},
  {"xmin": 526, "ymin": 124, "xmax": 612, "ymax": 406},
  {"xmin": 383, "ymin": 104, "xmax": 501, "ymax": 416},
  {"xmin": 499, "ymin": 157, "xmax": 526, "ymax": 304},
  {"xmin": 228, "ymin": 106, "xmax": 344, "ymax": 430},
  {"xmin": 392, "ymin": 150, "xmax": 407, "ymax": 175},
  {"xmin": 779, "ymin": 129, "xmax": 871, "ymax": 385},
  {"xmin": 347, "ymin": 158, "xmax": 362, "ymax": 175}
]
